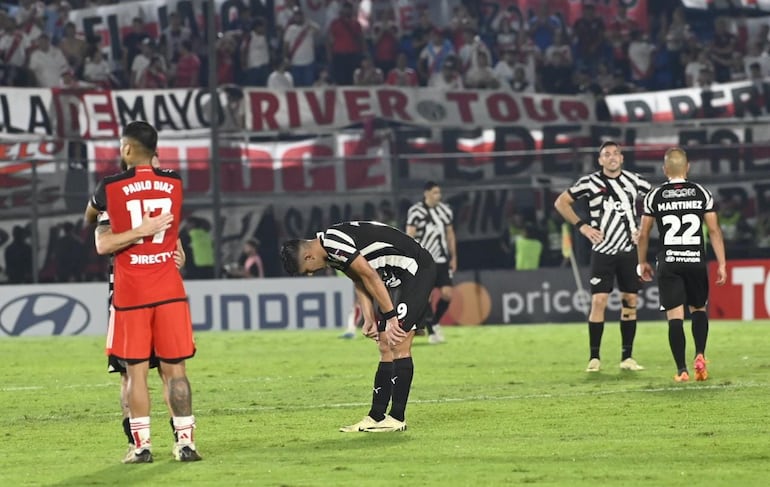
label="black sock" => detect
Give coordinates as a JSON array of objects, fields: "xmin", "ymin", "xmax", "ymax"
[
  {"xmin": 668, "ymin": 319, "xmax": 687, "ymax": 372},
  {"xmin": 620, "ymin": 319, "xmax": 637, "ymax": 360},
  {"xmin": 388, "ymin": 357, "xmax": 414, "ymax": 422},
  {"xmin": 123, "ymin": 417, "xmax": 133, "ymax": 444},
  {"xmin": 367, "ymin": 362, "xmax": 394, "ymax": 421},
  {"xmin": 589, "ymin": 321, "xmax": 604, "ymax": 359},
  {"xmin": 170, "ymin": 417, "xmax": 177, "ymax": 442},
  {"xmin": 433, "ymin": 298, "xmax": 451, "ymax": 324},
  {"xmin": 423, "ymin": 301, "xmax": 435, "ymax": 334},
  {"xmin": 691, "ymin": 311, "xmax": 709, "ymax": 356}
]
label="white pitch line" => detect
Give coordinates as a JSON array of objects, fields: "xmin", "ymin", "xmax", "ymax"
[{"xmin": 3, "ymin": 381, "xmax": 766, "ymax": 422}]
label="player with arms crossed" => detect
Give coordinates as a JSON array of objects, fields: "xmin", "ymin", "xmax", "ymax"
[
  {"xmin": 85, "ymin": 121, "xmax": 201, "ymax": 463},
  {"xmin": 281, "ymin": 221, "xmax": 437, "ymax": 432},
  {"xmin": 555, "ymin": 141, "xmax": 651, "ymax": 372},
  {"xmin": 637, "ymin": 147, "xmax": 726, "ymax": 382},
  {"xmin": 406, "ymin": 181, "xmax": 457, "ymax": 344}
]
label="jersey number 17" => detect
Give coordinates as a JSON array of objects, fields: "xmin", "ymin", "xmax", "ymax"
[{"xmin": 126, "ymin": 197, "xmax": 172, "ymax": 244}]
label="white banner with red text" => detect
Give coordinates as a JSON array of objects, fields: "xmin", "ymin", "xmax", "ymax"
[
  {"xmin": 708, "ymin": 259, "xmax": 770, "ymax": 321},
  {"xmin": 0, "ymin": 141, "xmax": 70, "ymax": 216},
  {"xmin": 68, "ymin": 0, "xmax": 240, "ymax": 64},
  {"xmin": 395, "ymin": 124, "xmax": 770, "ymax": 182},
  {"xmin": 0, "ymin": 277, "xmax": 354, "ymax": 337},
  {"xmin": 86, "ymin": 132, "xmax": 391, "ymax": 194},
  {"xmin": 244, "ymin": 87, "xmax": 596, "ymax": 132},
  {"xmin": 0, "ymin": 87, "xmax": 229, "ymax": 140},
  {"xmin": 682, "ymin": 0, "xmax": 770, "ymax": 10},
  {"xmin": 479, "ymin": 0, "xmax": 649, "ymax": 31},
  {"xmin": 604, "ymin": 80, "xmax": 770, "ymax": 122}
]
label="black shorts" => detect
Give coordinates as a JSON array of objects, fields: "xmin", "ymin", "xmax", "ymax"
[
  {"xmin": 107, "ymin": 355, "xmax": 160, "ymax": 374},
  {"xmin": 657, "ymin": 262, "xmax": 709, "ymax": 311},
  {"xmin": 590, "ymin": 251, "xmax": 641, "ymax": 295},
  {"xmin": 434, "ymin": 262, "xmax": 453, "ymax": 288},
  {"xmin": 377, "ymin": 252, "xmax": 437, "ymax": 333}
]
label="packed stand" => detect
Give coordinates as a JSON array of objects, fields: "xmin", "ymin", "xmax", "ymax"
[{"xmin": 1, "ymin": 0, "xmax": 769, "ymax": 97}]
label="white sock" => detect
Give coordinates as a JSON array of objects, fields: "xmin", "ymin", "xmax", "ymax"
[
  {"xmin": 129, "ymin": 417, "xmax": 151, "ymax": 451},
  {"xmin": 346, "ymin": 306, "xmax": 357, "ymax": 333},
  {"xmin": 173, "ymin": 415, "xmax": 196, "ymax": 446}
]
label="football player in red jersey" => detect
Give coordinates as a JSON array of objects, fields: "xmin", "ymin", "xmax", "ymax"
[
  {"xmin": 85, "ymin": 121, "xmax": 201, "ymax": 463},
  {"xmin": 98, "ymin": 154, "xmax": 188, "ymax": 459}
]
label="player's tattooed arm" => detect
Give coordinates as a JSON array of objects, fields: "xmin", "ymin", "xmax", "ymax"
[{"xmin": 94, "ymin": 212, "xmax": 173, "ymax": 255}]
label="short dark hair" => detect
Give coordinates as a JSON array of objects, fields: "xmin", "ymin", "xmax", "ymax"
[
  {"xmin": 598, "ymin": 140, "xmax": 620, "ymax": 154},
  {"xmin": 123, "ymin": 121, "xmax": 158, "ymax": 153},
  {"xmin": 280, "ymin": 239, "xmax": 302, "ymax": 276},
  {"xmin": 12, "ymin": 225, "xmax": 27, "ymax": 241},
  {"xmin": 424, "ymin": 180, "xmax": 439, "ymax": 191}
]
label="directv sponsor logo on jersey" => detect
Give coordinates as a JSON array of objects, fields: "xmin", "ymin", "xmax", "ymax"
[{"xmin": 130, "ymin": 251, "xmax": 175, "ymax": 265}]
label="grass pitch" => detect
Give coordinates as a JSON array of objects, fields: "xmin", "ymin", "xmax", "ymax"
[{"xmin": 2, "ymin": 321, "xmax": 769, "ymax": 486}]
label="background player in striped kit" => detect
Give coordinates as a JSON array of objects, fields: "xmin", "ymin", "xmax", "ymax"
[
  {"xmin": 555, "ymin": 141, "xmax": 652, "ymax": 373},
  {"xmin": 406, "ymin": 181, "xmax": 457, "ymax": 344},
  {"xmin": 637, "ymin": 147, "xmax": 726, "ymax": 382},
  {"xmin": 281, "ymin": 221, "xmax": 436, "ymax": 432}
]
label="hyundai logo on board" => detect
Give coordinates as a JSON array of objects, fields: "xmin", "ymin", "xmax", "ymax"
[{"xmin": 0, "ymin": 293, "xmax": 90, "ymax": 336}]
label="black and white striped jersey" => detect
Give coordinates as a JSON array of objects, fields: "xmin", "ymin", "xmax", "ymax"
[
  {"xmin": 319, "ymin": 221, "xmax": 430, "ymax": 287},
  {"xmin": 568, "ymin": 170, "xmax": 652, "ymax": 255},
  {"xmin": 98, "ymin": 212, "xmax": 115, "ymax": 306},
  {"xmin": 405, "ymin": 201, "xmax": 453, "ymax": 263},
  {"xmin": 643, "ymin": 179, "xmax": 714, "ymax": 266}
]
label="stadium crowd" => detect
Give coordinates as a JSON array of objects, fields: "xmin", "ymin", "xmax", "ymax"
[
  {"xmin": 2, "ymin": 0, "xmax": 769, "ymax": 96},
  {"xmin": 2, "ymin": 0, "xmax": 770, "ymax": 284}
]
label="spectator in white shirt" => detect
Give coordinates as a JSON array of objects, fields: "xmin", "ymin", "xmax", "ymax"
[
  {"xmin": 241, "ymin": 17, "xmax": 270, "ymax": 86},
  {"xmin": 28, "ymin": 33, "xmax": 69, "ymax": 87},
  {"xmin": 494, "ymin": 48, "xmax": 517, "ymax": 88},
  {"xmin": 275, "ymin": 0, "xmax": 301, "ymax": 32},
  {"xmin": 83, "ymin": 48, "xmax": 115, "ymax": 88},
  {"xmin": 130, "ymin": 38, "xmax": 153, "ymax": 88},
  {"xmin": 457, "ymin": 29, "xmax": 491, "ymax": 74},
  {"xmin": 0, "ymin": 17, "xmax": 30, "ymax": 84},
  {"xmin": 464, "ymin": 51, "xmax": 499, "ymax": 89},
  {"xmin": 353, "ymin": 56, "xmax": 384, "ymax": 86},
  {"xmin": 628, "ymin": 30, "xmax": 656, "ymax": 89},
  {"xmin": 684, "ymin": 48, "xmax": 713, "ymax": 87},
  {"xmin": 60, "ymin": 67, "xmax": 93, "ymax": 89},
  {"xmin": 429, "ymin": 57, "xmax": 463, "ymax": 90},
  {"xmin": 313, "ymin": 67, "xmax": 334, "ymax": 87},
  {"xmin": 283, "ymin": 8, "xmax": 319, "ymax": 87},
  {"xmin": 267, "ymin": 58, "xmax": 294, "ymax": 89},
  {"xmin": 160, "ymin": 12, "xmax": 192, "ymax": 64},
  {"xmin": 743, "ymin": 41, "xmax": 770, "ymax": 78},
  {"xmin": 543, "ymin": 30, "xmax": 573, "ymax": 93},
  {"xmin": 15, "ymin": 0, "xmax": 34, "ymax": 25}
]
